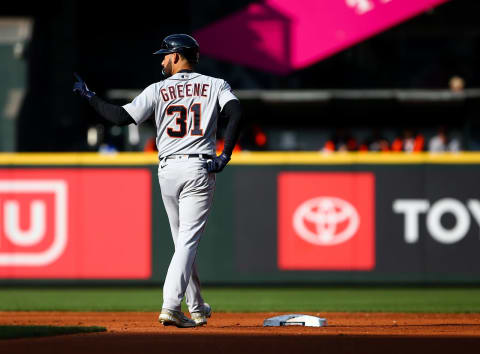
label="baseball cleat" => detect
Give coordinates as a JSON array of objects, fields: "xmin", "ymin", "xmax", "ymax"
[
  {"xmin": 191, "ymin": 303, "xmax": 212, "ymax": 326},
  {"xmin": 158, "ymin": 308, "xmax": 196, "ymax": 328}
]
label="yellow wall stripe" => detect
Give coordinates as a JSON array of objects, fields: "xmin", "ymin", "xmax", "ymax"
[
  {"xmin": 0, "ymin": 152, "xmax": 480, "ymax": 165},
  {"xmin": 0, "ymin": 153, "xmax": 158, "ymax": 165}
]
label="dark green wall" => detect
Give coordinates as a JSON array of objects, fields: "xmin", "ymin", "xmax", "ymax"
[{"xmin": 2, "ymin": 161, "xmax": 480, "ymax": 285}]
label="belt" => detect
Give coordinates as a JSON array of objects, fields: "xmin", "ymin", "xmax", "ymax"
[{"xmin": 162, "ymin": 154, "xmax": 213, "ymax": 161}]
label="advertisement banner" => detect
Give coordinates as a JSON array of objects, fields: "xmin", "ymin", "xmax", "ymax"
[
  {"xmin": 375, "ymin": 167, "xmax": 480, "ymax": 275},
  {"xmin": 277, "ymin": 172, "xmax": 375, "ymax": 271},
  {"xmin": 0, "ymin": 169, "xmax": 151, "ymax": 279},
  {"xmin": 230, "ymin": 164, "xmax": 480, "ymax": 284}
]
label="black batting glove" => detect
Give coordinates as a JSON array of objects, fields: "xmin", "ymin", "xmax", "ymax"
[
  {"xmin": 206, "ymin": 152, "xmax": 231, "ymax": 173},
  {"xmin": 73, "ymin": 72, "xmax": 96, "ymax": 99}
]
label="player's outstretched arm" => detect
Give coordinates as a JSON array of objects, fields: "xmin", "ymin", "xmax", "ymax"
[
  {"xmin": 207, "ymin": 99, "xmax": 243, "ymax": 173},
  {"xmin": 73, "ymin": 73, "xmax": 135, "ymax": 126}
]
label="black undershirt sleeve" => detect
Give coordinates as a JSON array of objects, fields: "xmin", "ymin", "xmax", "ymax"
[
  {"xmin": 221, "ymin": 99, "xmax": 243, "ymax": 157},
  {"xmin": 89, "ymin": 95, "xmax": 136, "ymax": 126}
]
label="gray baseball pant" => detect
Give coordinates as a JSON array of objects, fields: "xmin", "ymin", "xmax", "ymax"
[{"xmin": 158, "ymin": 156, "xmax": 215, "ymax": 313}]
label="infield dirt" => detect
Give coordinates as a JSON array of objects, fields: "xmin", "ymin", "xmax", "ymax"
[{"xmin": 1, "ymin": 312, "xmax": 480, "ymax": 354}]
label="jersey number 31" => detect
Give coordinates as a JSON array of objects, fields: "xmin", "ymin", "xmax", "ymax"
[{"xmin": 166, "ymin": 103, "xmax": 203, "ymax": 138}]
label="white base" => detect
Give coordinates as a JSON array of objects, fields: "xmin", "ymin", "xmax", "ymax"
[{"xmin": 263, "ymin": 314, "xmax": 327, "ymax": 327}]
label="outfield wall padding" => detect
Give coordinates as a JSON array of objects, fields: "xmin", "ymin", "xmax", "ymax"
[{"xmin": 0, "ymin": 152, "xmax": 479, "ymax": 284}]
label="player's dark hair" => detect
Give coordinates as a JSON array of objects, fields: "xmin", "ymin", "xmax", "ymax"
[{"xmin": 178, "ymin": 52, "xmax": 198, "ymax": 67}]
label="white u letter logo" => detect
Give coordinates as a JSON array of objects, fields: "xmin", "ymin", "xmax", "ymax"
[{"xmin": 4, "ymin": 200, "xmax": 46, "ymax": 246}]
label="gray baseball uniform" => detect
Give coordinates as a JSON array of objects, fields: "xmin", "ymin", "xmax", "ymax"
[{"xmin": 123, "ymin": 71, "xmax": 238, "ymax": 312}]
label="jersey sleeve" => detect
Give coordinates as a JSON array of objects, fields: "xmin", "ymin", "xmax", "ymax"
[
  {"xmin": 122, "ymin": 83, "xmax": 157, "ymax": 125},
  {"xmin": 218, "ymin": 80, "xmax": 238, "ymax": 111}
]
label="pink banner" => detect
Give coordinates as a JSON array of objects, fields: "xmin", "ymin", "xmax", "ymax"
[{"xmin": 194, "ymin": 0, "xmax": 450, "ymax": 74}]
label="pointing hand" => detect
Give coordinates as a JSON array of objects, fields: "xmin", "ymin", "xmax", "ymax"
[{"xmin": 73, "ymin": 72, "xmax": 96, "ymax": 99}]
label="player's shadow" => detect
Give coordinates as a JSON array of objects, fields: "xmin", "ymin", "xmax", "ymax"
[{"xmin": 3, "ymin": 332, "xmax": 478, "ymax": 354}]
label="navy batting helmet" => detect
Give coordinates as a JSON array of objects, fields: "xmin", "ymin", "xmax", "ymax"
[{"xmin": 154, "ymin": 34, "xmax": 199, "ymax": 64}]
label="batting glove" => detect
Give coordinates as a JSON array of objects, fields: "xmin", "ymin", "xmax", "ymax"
[
  {"xmin": 73, "ymin": 72, "xmax": 96, "ymax": 99},
  {"xmin": 206, "ymin": 152, "xmax": 231, "ymax": 173}
]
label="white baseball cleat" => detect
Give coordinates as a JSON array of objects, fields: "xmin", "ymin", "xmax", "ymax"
[
  {"xmin": 190, "ymin": 303, "xmax": 212, "ymax": 326},
  {"xmin": 158, "ymin": 308, "xmax": 196, "ymax": 328}
]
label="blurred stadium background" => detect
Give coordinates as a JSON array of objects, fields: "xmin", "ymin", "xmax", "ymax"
[
  {"xmin": 1, "ymin": 0, "xmax": 480, "ymax": 289},
  {"xmin": 1, "ymin": 0, "xmax": 479, "ymax": 153}
]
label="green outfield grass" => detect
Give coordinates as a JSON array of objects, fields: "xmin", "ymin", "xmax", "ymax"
[
  {"xmin": 0, "ymin": 287, "xmax": 479, "ymax": 313},
  {"xmin": 0, "ymin": 325, "xmax": 106, "ymax": 340}
]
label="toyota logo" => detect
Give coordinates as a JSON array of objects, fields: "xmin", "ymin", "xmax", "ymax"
[{"xmin": 292, "ymin": 197, "xmax": 360, "ymax": 246}]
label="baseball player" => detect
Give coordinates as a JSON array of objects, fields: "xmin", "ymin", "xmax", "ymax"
[{"xmin": 73, "ymin": 34, "xmax": 242, "ymax": 328}]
